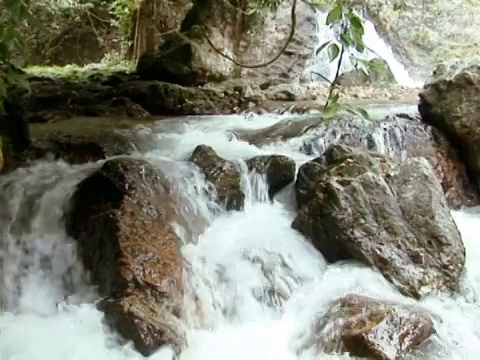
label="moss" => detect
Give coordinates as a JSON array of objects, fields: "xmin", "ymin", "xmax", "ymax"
[{"xmin": 25, "ymin": 61, "xmax": 135, "ymax": 81}]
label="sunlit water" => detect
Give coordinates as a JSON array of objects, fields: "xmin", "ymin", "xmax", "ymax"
[{"xmin": 0, "ymin": 113, "xmax": 479, "ymax": 360}]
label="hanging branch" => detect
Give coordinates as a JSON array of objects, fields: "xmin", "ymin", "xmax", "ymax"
[{"xmin": 197, "ymin": 0, "xmax": 298, "ymax": 69}]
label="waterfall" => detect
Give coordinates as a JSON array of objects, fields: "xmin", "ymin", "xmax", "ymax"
[
  {"xmin": 1, "ymin": 112, "xmax": 480, "ymax": 359},
  {"xmin": 303, "ymin": 10, "xmax": 423, "ymax": 88}
]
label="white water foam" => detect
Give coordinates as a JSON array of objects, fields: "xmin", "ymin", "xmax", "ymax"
[
  {"xmin": 304, "ymin": 10, "xmax": 423, "ymax": 88},
  {"xmin": 0, "ymin": 113, "xmax": 479, "ymax": 360}
]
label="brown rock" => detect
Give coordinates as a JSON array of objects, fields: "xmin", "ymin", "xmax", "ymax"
[
  {"xmin": 293, "ymin": 144, "xmax": 465, "ymax": 298},
  {"xmin": 65, "ymin": 158, "xmax": 184, "ymax": 355},
  {"xmin": 303, "ymin": 294, "xmax": 434, "ymax": 359},
  {"xmin": 419, "ymin": 64, "xmax": 480, "ymax": 175},
  {"xmin": 190, "ymin": 145, "xmax": 244, "ymax": 211},
  {"xmin": 246, "ymin": 155, "xmax": 296, "ymax": 199},
  {"xmin": 136, "ymin": 0, "xmax": 317, "ymax": 85}
]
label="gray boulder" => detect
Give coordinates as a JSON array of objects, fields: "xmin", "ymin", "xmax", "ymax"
[{"xmin": 293, "ymin": 144, "xmax": 465, "ymax": 298}]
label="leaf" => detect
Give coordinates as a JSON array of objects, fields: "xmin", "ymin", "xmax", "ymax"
[
  {"xmin": 340, "ymin": 33, "xmax": 353, "ymax": 47},
  {"xmin": 343, "ymin": 104, "xmax": 371, "ymax": 120},
  {"xmin": 328, "ymin": 92, "xmax": 340, "ymax": 105},
  {"xmin": 315, "ymin": 41, "xmax": 331, "ymax": 56},
  {"xmin": 348, "ymin": 14, "xmax": 364, "ymax": 35},
  {"xmin": 326, "ymin": 5, "xmax": 343, "ymax": 25},
  {"xmin": 322, "ymin": 101, "xmax": 341, "ymax": 119},
  {"xmin": 368, "ymin": 58, "xmax": 385, "ymax": 73},
  {"xmin": 327, "ymin": 43, "xmax": 340, "ymax": 62}
]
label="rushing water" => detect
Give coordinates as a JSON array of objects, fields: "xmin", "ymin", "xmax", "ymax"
[
  {"xmin": 0, "ymin": 113, "xmax": 479, "ymax": 360},
  {"xmin": 304, "ymin": 10, "xmax": 422, "ymax": 88}
]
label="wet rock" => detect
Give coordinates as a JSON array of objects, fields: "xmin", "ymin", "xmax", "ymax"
[
  {"xmin": 264, "ymin": 83, "xmax": 310, "ymax": 101},
  {"xmin": 100, "ymin": 290, "xmax": 185, "ymax": 355},
  {"xmin": 246, "ymin": 155, "xmax": 296, "ymax": 199},
  {"xmin": 65, "ymin": 158, "xmax": 185, "ymax": 355},
  {"xmin": 190, "ymin": 145, "xmax": 244, "ymax": 210},
  {"xmin": 302, "ymin": 294, "xmax": 434, "ymax": 359},
  {"xmin": 117, "ymin": 80, "xmax": 240, "ymax": 115},
  {"xmin": 240, "ymin": 114, "xmax": 479, "ymax": 208},
  {"xmin": 7, "ymin": 75, "xmax": 246, "ymax": 125},
  {"xmin": 293, "ymin": 144, "xmax": 465, "ymax": 298},
  {"xmin": 32, "ymin": 136, "xmax": 106, "ymax": 164},
  {"xmin": 419, "ymin": 64, "xmax": 480, "ymax": 175}
]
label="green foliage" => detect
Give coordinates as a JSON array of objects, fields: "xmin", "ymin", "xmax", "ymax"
[
  {"xmin": 313, "ymin": 1, "xmax": 380, "ymax": 120},
  {"xmin": 0, "ymin": 0, "xmax": 34, "ymax": 114},
  {"xmin": 108, "ymin": 0, "xmax": 137, "ymax": 49}
]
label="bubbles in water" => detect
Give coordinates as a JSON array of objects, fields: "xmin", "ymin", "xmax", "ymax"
[{"xmin": 0, "ymin": 114, "xmax": 479, "ymax": 360}]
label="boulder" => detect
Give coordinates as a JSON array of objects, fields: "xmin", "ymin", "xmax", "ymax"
[
  {"xmin": 263, "ymin": 83, "xmax": 311, "ymax": 101},
  {"xmin": 10, "ymin": 75, "xmax": 248, "ymax": 125},
  {"xmin": 117, "ymin": 80, "xmax": 239, "ymax": 115},
  {"xmin": 293, "ymin": 144, "xmax": 465, "ymax": 298},
  {"xmin": 136, "ymin": 0, "xmax": 317, "ymax": 85},
  {"xmin": 239, "ymin": 114, "xmax": 479, "ymax": 209},
  {"xmin": 65, "ymin": 158, "xmax": 185, "ymax": 355},
  {"xmin": 419, "ymin": 64, "xmax": 480, "ymax": 176},
  {"xmin": 301, "ymin": 294, "xmax": 434, "ymax": 359},
  {"xmin": 246, "ymin": 155, "xmax": 296, "ymax": 199},
  {"xmin": 189, "ymin": 145, "xmax": 244, "ymax": 210}
]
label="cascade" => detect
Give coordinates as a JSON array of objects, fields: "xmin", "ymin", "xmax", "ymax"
[
  {"xmin": 0, "ymin": 112, "xmax": 479, "ymax": 360},
  {"xmin": 303, "ymin": 10, "xmax": 423, "ymax": 88}
]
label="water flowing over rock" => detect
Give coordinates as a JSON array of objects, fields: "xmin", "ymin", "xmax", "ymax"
[
  {"xmin": 189, "ymin": 145, "xmax": 244, "ymax": 211},
  {"xmin": 65, "ymin": 158, "xmax": 185, "ymax": 355},
  {"xmin": 419, "ymin": 64, "xmax": 480, "ymax": 178},
  {"xmin": 246, "ymin": 155, "xmax": 296, "ymax": 199},
  {"xmin": 293, "ymin": 144, "xmax": 465, "ymax": 298},
  {"xmin": 239, "ymin": 113, "xmax": 479, "ymax": 208},
  {"xmin": 300, "ymin": 294, "xmax": 434, "ymax": 359}
]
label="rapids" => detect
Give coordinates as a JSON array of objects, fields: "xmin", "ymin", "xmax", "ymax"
[{"xmin": 0, "ymin": 112, "xmax": 479, "ymax": 360}]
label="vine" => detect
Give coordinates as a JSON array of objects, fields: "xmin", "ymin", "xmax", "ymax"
[{"xmin": 199, "ymin": 0, "xmax": 377, "ymax": 119}]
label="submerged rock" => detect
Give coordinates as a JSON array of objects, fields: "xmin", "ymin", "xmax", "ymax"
[
  {"xmin": 293, "ymin": 144, "xmax": 465, "ymax": 298},
  {"xmin": 419, "ymin": 64, "xmax": 480, "ymax": 176},
  {"xmin": 246, "ymin": 155, "xmax": 296, "ymax": 199},
  {"xmin": 189, "ymin": 145, "xmax": 244, "ymax": 210},
  {"xmin": 301, "ymin": 294, "xmax": 434, "ymax": 359},
  {"xmin": 65, "ymin": 158, "xmax": 185, "ymax": 355}
]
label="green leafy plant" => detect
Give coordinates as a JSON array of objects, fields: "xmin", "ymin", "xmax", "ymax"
[
  {"xmin": 313, "ymin": 1, "xmax": 382, "ymax": 120},
  {"xmin": 0, "ymin": 0, "xmax": 33, "ymax": 114}
]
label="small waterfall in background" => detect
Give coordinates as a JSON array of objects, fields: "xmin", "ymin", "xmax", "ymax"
[{"xmin": 303, "ymin": 9, "xmax": 423, "ymax": 88}]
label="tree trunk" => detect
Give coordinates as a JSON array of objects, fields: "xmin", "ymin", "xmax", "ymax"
[{"xmin": 127, "ymin": 0, "xmax": 157, "ymax": 62}]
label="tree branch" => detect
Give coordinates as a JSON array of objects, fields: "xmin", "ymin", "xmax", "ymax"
[{"xmin": 197, "ymin": 0, "xmax": 298, "ymax": 69}]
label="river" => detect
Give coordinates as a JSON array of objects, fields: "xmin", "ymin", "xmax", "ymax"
[{"xmin": 0, "ymin": 112, "xmax": 479, "ymax": 359}]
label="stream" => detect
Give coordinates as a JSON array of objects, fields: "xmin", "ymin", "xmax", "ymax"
[{"xmin": 0, "ymin": 111, "xmax": 479, "ymax": 360}]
